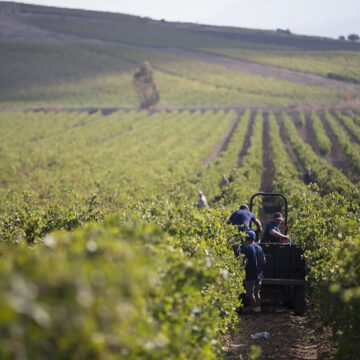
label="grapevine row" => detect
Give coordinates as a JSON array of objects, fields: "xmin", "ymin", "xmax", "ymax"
[
  {"xmin": 280, "ymin": 111, "xmax": 359, "ymax": 200},
  {"xmin": 323, "ymin": 110, "xmax": 360, "ymax": 174},
  {"xmin": 270, "ymin": 112, "xmax": 360, "ymax": 359},
  {"xmin": 310, "ymin": 110, "xmax": 332, "ymax": 156}
]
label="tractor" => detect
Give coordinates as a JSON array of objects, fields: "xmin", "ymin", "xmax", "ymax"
[{"xmin": 249, "ymin": 192, "xmax": 306, "ymax": 316}]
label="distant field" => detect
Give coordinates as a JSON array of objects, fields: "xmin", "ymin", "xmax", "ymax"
[
  {"xmin": 1, "ymin": 107, "xmax": 358, "ymax": 217},
  {"xmin": 0, "ymin": 58, "xmax": 342, "ymax": 108},
  {"xmin": 1, "ymin": 2, "xmax": 360, "ymax": 109},
  {"xmin": 205, "ymin": 48, "xmax": 360, "ymax": 83}
]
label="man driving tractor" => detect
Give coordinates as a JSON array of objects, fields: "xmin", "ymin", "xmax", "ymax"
[{"xmin": 262, "ymin": 212, "xmax": 291, "ymax": 243}]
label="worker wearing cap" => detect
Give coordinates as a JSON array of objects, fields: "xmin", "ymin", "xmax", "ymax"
[
  {"xmin": 242, "ymin": 230, "xmax": 266, "ymax": 313},
  {"xmin": 262, "ymin": 212, "xmax": 290, "ymax": 243},
  {"xmin": 227, "ymin": 204, "xmax": 262, "ymax": 233}
]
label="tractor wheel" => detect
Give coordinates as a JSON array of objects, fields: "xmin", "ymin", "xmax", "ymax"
[
  {"xmin": 284, "ymin": 285, "xmax": 294, "ymax": 309},
  {"xmin": 294, "ymin": 285, "xmax": 305, "ymax": 316}
]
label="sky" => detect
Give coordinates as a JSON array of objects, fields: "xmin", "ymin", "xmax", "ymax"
[{"xmin": 17, "ymin": 0, "xmax": 360, "ymax": 39}]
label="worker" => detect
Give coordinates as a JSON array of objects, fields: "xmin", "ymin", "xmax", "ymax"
[
  {"xmin": 304, "ymin": 168, "xmax": 317, "ymax": 185},
  {"xmin": 304, "ymin": 168, "xmax": 312, "ymax": 185},
  {"xmin": 262, "ymin": 212, "xmax": 290, "ymax": 243},
  {"xmin": 197, "ymin": 190, "xmax": 208, "ymax": 209},
  {"xmin": 220, "ymin": 174, "xmax": 230, "ymax": 187},
  {"xmin": 242, "ymin": 230, "xmax": 266, "ymax": 313},
  {"xmin": 227, "ymin": 204, "xmax": 262, "ymax": 233}
]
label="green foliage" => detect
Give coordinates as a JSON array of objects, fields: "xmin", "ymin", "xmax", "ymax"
[
  {"xmin": 323, "ymin": 111, "xmax": 360, "ymax": 174},
  {"xmin": 153, "ymin": 58, "xmax": 338, "ymax": 106},
  {"xmin": 281, "ymin": 111, "xmax": 360, "ymax": 200},
  {"xmin": 0, "ymin": 110, "xmax": 236, "ymax": 216},
  {"xmin": 1, "ymin": 35, "xmax": 352, "ymax": 109},
  {"xmin": 210, "ymin": 48, "xmax": 360, "ymax": 83},
  {"xmin": 1, "ymin": 108, "xmax": 360, "ymax": 359},
  {"xmin": 0, "ymin": 191, "xmax": 106, "ymax": 244},
  {"xmin": 335, "ymin": 110, "xmax": 360, "ymax": 143},
  {"xmin": 0, "ymin": 209, "xmax": 244, "ymax": 359},
  {"xmin": 249, "ymin": 345, "xmax": 262, "ymax": 360},
  {"xmin": 1, "ymin": 5, "xmax": 360, "ymax": 356},
  {"xmin": 269, "ymin": 112, "xmax": 360, "ymax": 359},
  {"xmin": 296, "ymin": 111, "xmax": 306, "ymax": 127},
  {"xmin": 310, "ymin": 110, "xmax": 332, "ymax": 156}
]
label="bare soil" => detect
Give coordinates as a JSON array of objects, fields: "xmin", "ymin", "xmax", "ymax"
[
  {"xmin": 225, "ymin": 303, "xmax": 334, "ymax": 360},
  {"xmin": 260, "ymin": 112, "xmax": 274, "ymax": 192},
  {"xmin": 304, "ymin": 114, "xmax": 321, "ymax": 155},
  {"xmin": 237, "ymin": 110, "xmax": 255, "ymax": 167},
  {"xmin": 226, "ymin": 111, "xmax": 334, "ymax": 360},
  {"xmin": 202, "ymin": 113, "xmax": 241, "ymax": 167}
]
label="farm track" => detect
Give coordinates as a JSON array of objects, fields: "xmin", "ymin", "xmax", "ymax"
[
  {"xmin": 260, "ymin": 112, "xmax": 274, "ymax": 192},
  {"xmin": 237, "ymin": 111, "xmax": 255, "ymax": 167},
  {"xmin": 226, "ymin": 112, "xmax": 333, "ymax": 360},
  {"xmin": 226, "ymin": 303, "xmax": 333, "ymax": 360},
  {"xmin": 304, "ymin": 114, "xmax": 321, "ymax": 156},
  {"xmin": 227, "ymin": 115, "xmax": 334, "ymax": 359},
  {"xmin": 258, "ymin": 111, "xmax": 277, "ymax": 224},
  {"xmin": 280, "ymin": 113, "xmax": 305, "ymax": 177}
]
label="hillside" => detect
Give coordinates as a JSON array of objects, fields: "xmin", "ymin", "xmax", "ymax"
[{"xmin": 1, "ymin": 1, "xmax": 360, "ymax": 109}]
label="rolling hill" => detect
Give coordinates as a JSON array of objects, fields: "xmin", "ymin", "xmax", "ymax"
[{"xmin": 1, "ymin": 1, "xmax": 360, "ymax": 109}]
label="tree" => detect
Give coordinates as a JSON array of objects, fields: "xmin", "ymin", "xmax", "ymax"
[
  {"xmin": 133, "ymin": 62, "xmax": 160, "ymax": 109},
  {"xmin": 338, "ymin": 35, "xmax": 345, "ymax": 41},
  {"xmin": 347, "ymin": 34, "xmax": 360, "ymax": 42}
]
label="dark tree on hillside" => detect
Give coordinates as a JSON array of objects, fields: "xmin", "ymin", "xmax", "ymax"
[
  {"xmin": 338, "ymin": 35, "xmax": 345, "ymax": 41},
  {"xmin": 133, "ymin": 62, "xmax": 160, "ymax": 109},
  {"xmin": 347, "ymin": 34, "xmax": 359, "ymax": 42}
]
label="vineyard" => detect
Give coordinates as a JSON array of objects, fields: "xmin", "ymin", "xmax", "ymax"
[
  {"xmin": 0, "ymin": 107, "xmax": 359, "ymax": 359},
  {"xmin": 1, "ymin": 2, "xmax": 360, "ymax": 359}
]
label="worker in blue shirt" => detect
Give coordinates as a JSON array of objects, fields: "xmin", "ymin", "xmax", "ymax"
[
  {"xmin": 262, "ymin": 212, "xmax": 290, "ymax": 243},
  {"xmin": 242, "ymin": 230, "xmax": 266, "ymax": 313},
  {"xmin": 227, "ymin": 204, "xmax": 262, "ymax": 233}
]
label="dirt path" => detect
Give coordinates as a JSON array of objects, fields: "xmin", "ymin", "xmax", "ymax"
[
  {"xmin": 202, "ymin": 112, "xmax": 241, "ymax": 167},
  {"xmin": 225, "ymin": 303, "xmax": 333, "ymax": 360},
  {"xmin": 304, "ymin": 114, "xmax": 321, "ymax": 155},
  {"xmin": 237, "ymin": 110, "xmax": 255, "ymax": 167},
  {"xmin": 260, "ymin": 112, "xmax": 274, "ymax": 192},
  {"xmin": 160, "ymin": 48, "xmax": 360, "ymax": 93},
  {"xmin": 226, "ymin": 111, "xmax": 333, "ymax": 360}
]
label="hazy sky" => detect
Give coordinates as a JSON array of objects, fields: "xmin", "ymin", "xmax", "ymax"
[{"xmin": 18, "ymin": 0, "xmax": 360, "ymax": 38}]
